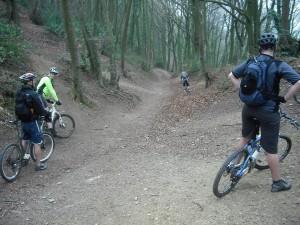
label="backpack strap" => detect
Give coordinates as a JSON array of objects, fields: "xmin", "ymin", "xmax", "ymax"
[
  {"xmin": 259, "ymin": 57, "xmax": 276, "ymax": 100},
  {"xmin": 262, "ymin": 58, "xmax": 283, "ymax": 111}
]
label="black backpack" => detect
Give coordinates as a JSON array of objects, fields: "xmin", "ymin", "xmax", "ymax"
[
  {"xmin": 239, "ymin": 57, "xmax": 280, "ymax": 106},
  {"xmin": 15, "ymin": 90, "xmax": 34, "ymax": 122}
]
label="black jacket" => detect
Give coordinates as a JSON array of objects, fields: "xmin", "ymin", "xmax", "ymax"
[{"xmin": 15, "ymin": 84, "xmax": 48, "ymax": 121}]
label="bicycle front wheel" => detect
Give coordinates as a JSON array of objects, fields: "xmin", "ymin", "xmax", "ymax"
[
  {"xmin": 30, "ymin": 132, "xmax": 55, "ymax": 163},
  {"xmin": 255, "ymin": 135, "xmax": 292, "ymax": 170},
  {"xmin": 213, "ymin": 150, "xmax": 247, "ymax": 198},
  {"xmin": 0, "ymin": 144, "xmax": 22, "ymax": 182},
  {"xmin": 53, "ymin": 114, "xmax": 75, "ymax": 138}
]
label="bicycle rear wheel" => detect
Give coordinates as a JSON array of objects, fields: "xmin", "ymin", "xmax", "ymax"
[
  {"xmin": 0, "ymin": 144, "xmax": 22, "ymax": 182},
  {"xmin": 255, "ymin": 135, "xmax": 291, "ymax": 170},
  {"xmin": 213, "ymin": 150, "xmax": 247, "ymax": 198},
  {"xmin": 294, "ymin": 93, "xmax": 300, "ymax": 104},
  {"xmin": 30, "ymin": 132, "xmax": 55, "ymax": 163},
  {"xmin": 53, "ymin": 114, "xmax": 75, "ymax": 138}
]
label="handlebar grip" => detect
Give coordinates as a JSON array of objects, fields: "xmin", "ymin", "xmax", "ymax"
[{"xmin": 46, "ymin": 99, "xmax": 55, "ymax": 104}]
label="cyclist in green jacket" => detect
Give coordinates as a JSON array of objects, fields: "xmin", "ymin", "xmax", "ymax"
[
  {"xmin": 37, "ymin": 67, "xmax": 61, "ymax": 105},
  {"xmin": 36, "ymin": 67, "xmax": 62, "ymax": 133}
]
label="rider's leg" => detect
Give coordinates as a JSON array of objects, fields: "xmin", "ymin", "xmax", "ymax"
[
  {"xmin": 45, "ymin": 112, "xmax": 54, "ymax": 134},
  {"xmin": 40, "ymin": 95, "xmax": 53, "ymax": 130},
  {"xmin": 21, "ymin": 123, "xmax": 31, "ymax": 156},
  {"xmin": 34, "ymin": 143, "xmax": 42, "ymax": 165},
  {"xmin": 21, "ymin": 140, "xmax": 28, "ymax": 151},
  {"xmin": 259, "ymin": 111, "xmax": 290, "ymax": 191},
  {"xmin": 47, "ymin": 122, "xmax": 53, "ymax": 129},
  {"xmin": 266, "ymin": 153, "xmax": 280, "ymax": 180},
  {"xmin": 235, "ymin": 137, "xmax": 250, "ymax": 150},
  {"xmin": 259, "ymin": 111, "xmax": 280, "ymax": 180},
  {"xmin": 33, "ymin": 143, "xmax": 47, "ymax": 171},
  {"xmin": 31, "ymin": 121, "xmax": 47, "ymax": 170},
  {"xmin": 240, "ymin": 105, "xmax": 256, "ymax": 150}
]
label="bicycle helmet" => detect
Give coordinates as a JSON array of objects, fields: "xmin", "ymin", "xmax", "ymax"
[
  {"xmin": 19, "ymin": 73, "xmax": 37, "ymax": 83},
  {"xmin": 258, "ymin": 33, "xmax": 277, "ymax": 47},
  {"xmin": 49, "ymin": 67, "xmax": 59, "ymax": 75}
]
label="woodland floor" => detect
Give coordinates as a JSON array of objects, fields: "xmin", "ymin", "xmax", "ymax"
[{"xmin": 0, "ymin": 11, "xmax": 300, "ymax": 225}]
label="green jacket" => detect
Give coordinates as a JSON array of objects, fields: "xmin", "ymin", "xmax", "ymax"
[{"xmin": 36, "ymin": 76, "xmax": 59, "ymax": 101}]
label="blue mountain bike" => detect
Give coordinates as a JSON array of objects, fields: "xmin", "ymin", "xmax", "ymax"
[{"xmin": 212, "ymin": 110, "xmax": 298, "ymax": 198}]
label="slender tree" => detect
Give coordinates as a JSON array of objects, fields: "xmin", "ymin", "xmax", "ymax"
[
  {"xmin": 5, "ymin": 0, "xmax": 18, "ymax": 23},
  {"xmin": 121, "ymin": 0, "xmax": 133, "ymax": 77},
  {"xmin": 61, "ymin": 0, "xmax": 83, "ymax": 102}
]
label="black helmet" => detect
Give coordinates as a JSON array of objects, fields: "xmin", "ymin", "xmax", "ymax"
[
  {"xmin": 19, "ymin": 73, "xmax": 37, "ymax": 83},
  {"xmin": 258, "ymin": 33, "xmax": 277, "ymax": 47}
]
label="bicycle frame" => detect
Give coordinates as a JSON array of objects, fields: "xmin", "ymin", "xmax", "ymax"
[
  {"xmin": 235, "ymin": 135, "xmax": 261, "ymax": 178},
  {"xmin": 49, "ymin": 102, "xmax": 61, "ymax": 121},
  {"xmin": 40, "ymin": 102, "xmax": 61, "ymax": 131}
]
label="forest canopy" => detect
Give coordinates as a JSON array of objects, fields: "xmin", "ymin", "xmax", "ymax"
[{"xmin": 1, "ymin": 0, "xmax": 300, "ymax": 90}]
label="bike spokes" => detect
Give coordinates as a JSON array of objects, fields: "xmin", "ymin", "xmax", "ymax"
[
  {"xmin": 0, "ymin": 144, "xmax": 22, "ymax": 182},
  {"xmin": 213, "ymin": 150, "xmax": 246, "ymax": 198},
  {"xmin": 30, "ymin": 133, "xmax": 54, "ymax": 163},
  {"xmin": 53, "ymin": 114, "xmax": 75, "ymax": 138}
]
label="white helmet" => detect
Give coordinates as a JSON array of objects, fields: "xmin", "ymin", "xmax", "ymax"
[{"xmin": 49, "ymin": 67, "xmax": 59, "ymax": 75}]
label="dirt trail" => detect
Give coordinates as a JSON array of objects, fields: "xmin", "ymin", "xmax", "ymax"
[
  {"xmin": 1, "ymin": 11, "xmax": 300, "ymax": 225},
  {"xmin": 1, "ymin": 70, "xmax": 300, "ymax": 225}
]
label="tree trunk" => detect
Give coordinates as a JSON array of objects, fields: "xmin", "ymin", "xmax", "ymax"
[
  {"xmin": 281, "ymin": 0, "xmax": 290, "ymax": 38},
  {"xmin": 199, "ymin": 0, "xmax": 210, "ymax": 88},
  {"xmin": 121, "ymin": 0, "xmax": 133, "ymax": 77},
  {"xmin": 228, "ymin": 7, "xmax": 235, "ymax": 63},
  {"xmin": 105, "ymin": 0, "xmax": 119, "ymax": 89},
  {"xmin": 92, "ymin": 0, "xmax": 101, "ymax": 35},
  {"xmin": 264, "ymin": 0, "xmax": 275, "ymax": 32},
  {"xmin": 6, "ymin": 0, "xmax": 18, "ymax": 24},
  {"xmin": 30, "ymin": 0, "xmax": 43, "ymax": 25},
  {"xmin": 81, "ymin": 23, "xmax": 103, "ymax": 87},
  {"xmin": 61, "ymin": 0, "xmax": 83, "ymax": 102},
  {"xmin": 191, "ymin": 0, "xmax": 200, "ymax": 57},
  {"xmin": 245, "ymin": 0, "xmax": 260, "ymax": 55}
]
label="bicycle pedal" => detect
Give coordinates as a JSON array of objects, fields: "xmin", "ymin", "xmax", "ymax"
[{"xmin": 21, "ymin": 159, "xmax": 29, "ymax": 167}]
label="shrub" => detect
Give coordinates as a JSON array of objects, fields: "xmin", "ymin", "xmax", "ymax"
[
  {"xmin": 154, "ymin": 61, "xmax": 165, "ymax": 69},
  {"xmin": 0, "ymin": 21, "xmax": 25, "ymax": 64}
]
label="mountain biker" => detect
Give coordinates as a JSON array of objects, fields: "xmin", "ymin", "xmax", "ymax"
[
  {"xmin": 15, "ymin": 73, "xmax": 50, "ymax": 171},
  {"xmin": 36, "ymin": 67, "xmax": 62, "ymax": 134},
  {"xmin": 180, "ymin": 71, "xmax": 190, "ymax": 88},
  {"xmin": 228, "ymin": 33, "xmax": 300, "ymax": 192}
]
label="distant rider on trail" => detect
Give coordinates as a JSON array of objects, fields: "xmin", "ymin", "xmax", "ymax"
[
  {"xmin": 180, "ymin": 71, "xmax": 191, "ymax": 94},
  {"xmin": 180, "ymin": 71, "xmax": 189, "ymax": 88}
]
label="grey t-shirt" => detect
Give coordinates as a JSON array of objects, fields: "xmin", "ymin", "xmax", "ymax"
[
  {"xmin": 232, "ymin": 54, "xmax": 300, "ymax": 111},
  {"xmin": 180, "ymin": 71, "xmax": 189, "ymax": 81}
]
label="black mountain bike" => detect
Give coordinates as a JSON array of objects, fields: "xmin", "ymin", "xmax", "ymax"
[{"xmin": 0, "ymin": 120, "xmax": 55, "ymax": 182}]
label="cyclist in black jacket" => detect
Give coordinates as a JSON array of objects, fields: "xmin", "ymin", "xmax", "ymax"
[{"xmin": 15, "ymin": 73, "xmax": 50, "ymax": 171}]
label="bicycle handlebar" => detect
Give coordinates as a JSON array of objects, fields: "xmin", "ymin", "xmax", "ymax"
[
  {"xmin": 279, "ymin": 108, "xmax": 300, "ymax": 130},
  {"xmin": 46, "ymin": 99, "xmax": 56, "ymax": 105},
  {"xmin": 8, "ymin": 120, "xmax": 18, "ymax": 125}
]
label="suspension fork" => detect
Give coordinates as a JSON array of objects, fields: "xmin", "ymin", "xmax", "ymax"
[{"xmin": 51, "ymin": 109, "xmax": 60, "ymax": 122}]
